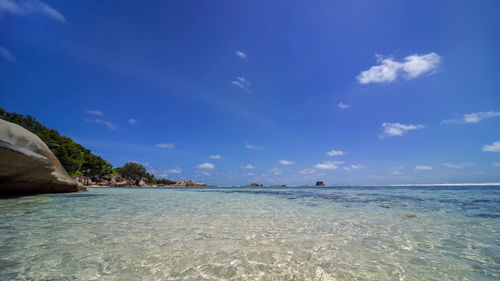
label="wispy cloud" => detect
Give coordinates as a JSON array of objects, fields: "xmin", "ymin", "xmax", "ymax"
[
  {"xmin": 235, "ymin": 50, "xmax": 246, "ymax": 59},
  {"xmin": 442, "ymin": 162, "xmax": 475, "ymax": 169},
  {"xmin": 279, "ymin": 160, "xmax": 294, "ymax": 166},
  {"xmin": 197, "ymin": 162, "xmax": 215, "ymax": 170},
  {"xmin": 168, "ymin": 167, "xmax": 182, "ymax": 174},
  {"xmin": 415, "ymin": 165, "xmax": 432, "ymax": 171},
  {"xmin": 83, "ymin": 118, "xmax": 117, "ymax": 130},
  {"xmin": 245, "ymin": 142, "xmax": 264, "ymax": 150},
  {"xmin": 144, "ymin": 163, "xmax": 182, "ymax": 178},
  {"xmin": 327, "ymin": 149, "xmax": 346, "ymax": 156},
  {"xmin": 343, "ymin": 164, "xmax": 363, "ymax": 171},
  {"xmin": 0, "ymin": 46, "xmax": 16, "ymax": 62},
  {"xmin": 482, "ymin": 141, "xmax": 500, "ymax": 152},
  {"xmin": 156, "ymin": 143, "xmax": 174, "ymax": 149},
  {"xmin": 314, "ymin": 161, "xmax": 344, "ymax": 170},
  {"xmin": 337, "ymin": 102, "xmax": 350, "ymax": 110},
  {"xmin": 128, "ymin": 118, "xmax": 137, "ymax": 125},
  {"xmin": 0, "ymin": 0, "xmax": 66, "ymax": 23},
  {"xmin": 357, "ymin": 52, "xmax": 440, "ymax": 84},
  {"xmin": 300, "ymin": 168, "xmax": 317, "ymax": 174},
  {"xmin": 209, "ymin": 154, "xmax": 222, "ymax": 159},
  {"xmin": 441, "ymin": 111, "xmax": 500, "ymax": 125},
  {"xmin": 492, "ymin": 162, "xmax": 500, "ymax": 167},
  {"xmin": 380, "ymin": 122, "xmax": 424, "ymax": 138},
  {"xmin": 269, "ymin": 167, "xmax": 282, "ymax": 175},
  {"xmin": 243, "ymin": 164, "xmax": 255, "ymax": 169},
  {"xmin": 231, "ymin": 76, "xmax": 250, "ymax": 92},
  {"xmin": 85, "ymin": 110, "xmax": 104, "ymax": 116}
]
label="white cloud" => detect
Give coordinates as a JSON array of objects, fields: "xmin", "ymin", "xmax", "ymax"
[
  {"xmin": 299, "ymin": 168, "xmax": 316, "ymax": 174},
  {"xmin": 380, "ymin": 122, "xmax": 424, "ymax": 138},
  {"xmin": 415, "ymin": 165, "xmax": 432, "ymax": 171},
  {"xmin": 441, "ymin": 111, "xmax": 500, "ymax": 125},
  {"xmin": 482, "ymin": 141, "xmax": 500, "ymax": 152},
  {"xmin": 343, "ymin": 164, "xmax": 363, "ymax": 171},
  {"xmin": 492, "ymin": 162, "xmax": 500, "ymax": 167},
  {"xmin": 83, "ymin": 118, "xmax": 117, "ymax": 130},
  {"xmin": 314, "ymin": 161, "xmax": 344, "ymax": 170},
  {"xmin": 128, "ymin": 118, "xmax": 137, "ymax": 125},
  {"xmin": 197, "ymin": 162, "xmax": 215, "ymax": 170},
  {"xmin": 279, "ymin": 160, "xmax": 294, "ymax": 166},
  {"xmin": 442, "ymin": 163, "xmax": 475, "ymax": 169},
  {"xmin": 168, "ymin": 168, "xmax": 182, "ymax": 174},
  {"xmin": 235, "ymin": 50, "xmax": 246, "ymax": 59},
  {"xmin": 247, "ymin": 172, "xmax": 254, "ymax": 176},
  {"xmin": 0, "ymin": 46, "xmax": 16, "ymax": 62},
  {"xmin": 0, "ymin": 0, "xmax": 66, "ymax": 23},
  {"xmin": 201, "ymin": 171, "xmax": 212, "ymax": 176},
  {"xmin": 85, "ymin": 110, "xmax": 104, "ymax": 116},
  {"xmin": 269, "ymin": 168, "xmax": 282, "ymax": 175},
  {"xmin": 327, "ymin": 149, "xmax": 345, "ymax": 156},
  {"xmin": 357, "ymin": 52, "xmax": 440, "ymax": 84},
  {"xmin": 245, "ymin": 142, "xmax": 264, "ymax": 150},
  {"xmin": 209, "ymin": 154, "xmax": 222, "ymax": 159},
  {"xmin": 156, "ymin": 143, "xmax": 174, "ymax": 149},
  {"xmin": 231, "ymin": 76, "xmax": 250, "ymax": 92},
  {"xmin": 402, "ymin": 53, "xmax": 441, "ymax": 78},
  {"xmin": 338, "ymin": 102, "xmax": 350, "ymax": 110},
  {"xmin": 243, "ymin": 164, "xmax": 255, "ymax": 169}
]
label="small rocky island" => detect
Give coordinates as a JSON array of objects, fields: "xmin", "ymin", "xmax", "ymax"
[
  {"xmin": 242, "ymin": 183, "xmax": 264, "ymax": 187},
  {"xmin": 0, "ymin": 119, "xmax": 83, "ymax": 195}
]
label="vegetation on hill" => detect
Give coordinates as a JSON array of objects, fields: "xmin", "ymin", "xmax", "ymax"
[
  {"xmin": 115, "ymin": 162, "xmax": 176, "ymax": 185},
  {"xmin": 0, "ymin": 108, "xmax": 176, "ymax": 185}
]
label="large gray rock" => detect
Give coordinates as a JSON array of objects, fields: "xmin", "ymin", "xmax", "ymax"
[{"xmin": 0, "ymin": 119, "xmax": 83, "ymax": 195}]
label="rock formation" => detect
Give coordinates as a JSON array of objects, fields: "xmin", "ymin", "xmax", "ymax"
[
  {"xmin": 316, "ymin": 181, "xmax": 325, "ymax": 186},
  {"xmin": 172, "ymin": 180, "xmax": 209, "ymax": 187},
  {"xmin": 0, "ymin": 119, "xmax": 83, "ymax": 195},
  {"xmin": 73, "ymin": 175, "xmax": 138, "ymax": 187},
  {"xmin": 242, "ymin": 183, "xmax": 264, "ymax": 187}
]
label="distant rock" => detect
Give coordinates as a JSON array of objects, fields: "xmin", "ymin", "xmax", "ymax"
[
  {"xmin": 138, "ymin": 177, "xmax": 149, "ymax": 186},
  {"xmin": 73, "ymin": 176, "xmax": 208, "ymax": 187},
  {"xmin": 73, "ymin": 175, "xmax": 137, "ymax": 187},
  {"xmin": 110, "ymin": 176, "xmax": 134, "ymax": 187},
  {"xmin": 316, "ymin": 181, "xmax": 325, "ymax": 186},
  {"xmin": 73, "ymin": 175, "xmax": 94, "ymax": 186},
  {"xmin": 0, "ymin": 119, "xmax": 83, "ymax": 195},
  {"xmin": 242, "ymin": 183, "xmax": 264, "ymax": 187},
  {"xmin": 172, "ymin": 180, "xmax": 209, "ymax": 187}
]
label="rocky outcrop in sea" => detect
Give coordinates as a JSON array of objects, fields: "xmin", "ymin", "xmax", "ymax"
[{"xmin": 0, "ymin": 119, "xmax": 83, "ymax": 195}]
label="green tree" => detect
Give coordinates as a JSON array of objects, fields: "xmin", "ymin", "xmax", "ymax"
[
  {"xmin": 0, "ymin": 107, "xmax": 113, "ymax": 178},
  {"xmin": 116, "ymin": 162, "xmax": 149, "ymax": 182},
  {"xmin": 81, "ymin": 153, "xmax": 114, "ymax": 180},
  {"xmin": 1, "ymin": 108, "xmax": 177, "ymax": 185}
]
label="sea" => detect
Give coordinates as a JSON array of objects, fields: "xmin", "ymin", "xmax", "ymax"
[{"xmin": 0, "ymin": 186, "xmax": 499, "ymax": 280}]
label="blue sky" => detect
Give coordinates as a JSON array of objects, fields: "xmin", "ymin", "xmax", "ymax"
[{"xmin": 1, "ymin": 0, "xmax": 499, "ymax": 185}]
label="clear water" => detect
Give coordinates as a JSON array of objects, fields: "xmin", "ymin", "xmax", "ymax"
[{"xmin": 1, "ymin": 186, "xmax": 499, "ymax": 280}]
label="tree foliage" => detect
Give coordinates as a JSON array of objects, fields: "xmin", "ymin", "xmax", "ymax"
[
  {"xmin": 115, "ymin": 162, "xmax": 149, "ymax": 182},
  {"xmin": 0, "ymin": 108, "xmax": 112, "ymax": 179},
  {"xmin": 1, "ymin": 108, "xmax": 177, "ymax": 184}
]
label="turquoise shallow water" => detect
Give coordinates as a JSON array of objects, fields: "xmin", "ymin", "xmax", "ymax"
[{"xmin": 0, "ymin": 186, "xmax": 499, "ymax": 280}]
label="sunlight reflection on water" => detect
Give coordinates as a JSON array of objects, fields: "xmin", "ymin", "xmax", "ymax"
[{"xmin": 0, "ymin": 186, "xmax": 499, "ymax": 280}]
